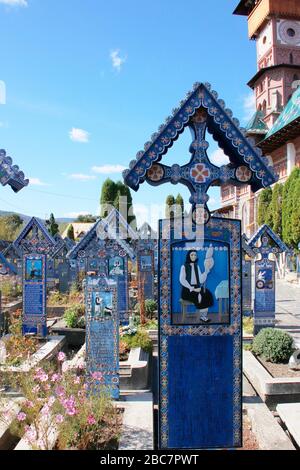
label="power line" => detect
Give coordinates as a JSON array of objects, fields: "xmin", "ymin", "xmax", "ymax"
[{"xmin": 27, "ymin": 187, "xmax": 98, "ymax": 202}]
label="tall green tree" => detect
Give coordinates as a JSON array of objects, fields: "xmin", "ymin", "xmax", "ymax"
[
  {"xmin": 66, "ymin": 224, "xmax": 75, "ymax": 241},
  {"xmin": 100, "ymin": 179, "xmax": 118, "ymax": 217},
  {"xmin": 46, "ymin": 213, "xmax": 59, "ymax": 236},
  {"xmin": 282, "ymin": 168, "xmax": 300, "ymax": 247},
  {"xmin": 257, "ymin": 188, "xmax": 273, "ymax": 227},
  {"xmin": 175, "ymin": 194, "xmax": 184, "ymax": 217},
  {"xmin": 270, "ymin": 183, "xmax": 283, "ymax": 238},
  {"xmin": 165, "ymin": 195, "xmax": 175, "ymax": 218},
  {"xmin": 100, "ymin": 179, "xmax": 136, "ymax": 230}
]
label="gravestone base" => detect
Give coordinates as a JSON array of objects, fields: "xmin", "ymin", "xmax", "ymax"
[{"xmin": 254, "ymin": 314, "xmax": 275, "ymax": 335}]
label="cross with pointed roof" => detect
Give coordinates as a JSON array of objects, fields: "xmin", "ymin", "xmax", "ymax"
[
  {"xmin": 0, "ymin": 149, "xmax": 29, "ymax": 193},
  {"xmin": 123, "ymin": 82, "xmax": 277, "ymax": 224},
  {"xmin": 248, "ymin": 224, "xmax": 289, "ymax": 260}
]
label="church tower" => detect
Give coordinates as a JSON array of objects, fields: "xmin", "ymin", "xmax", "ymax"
[{"xmin": 234, "ymin": 0, "xmax": 300, "ymax": 128}]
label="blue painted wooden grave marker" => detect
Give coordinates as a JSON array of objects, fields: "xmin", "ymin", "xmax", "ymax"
[
  {"xmin": 137, "ymin": 239, "xmax": 155, "ymax": 301},
  {"xmin": 248, "ymin": 224, "xmax": 289, "ymax": 334},
  {"xmin": 242, "ymin": 234, "xmax": 255, "ymax": 317},
  {"xmin": 123, "ymin": 82, "xmax": 277, "ymax": 449},
  {"xmin": 22, "ymin": 254, "xmax": 47, "ymax": 337},
  {"xmin": 85, "ymin": 274, "xmax": 119, "ymax": 399},
  {"xmin": 68, "ymin": 217, "xmax": 135, "ymax": 325}
]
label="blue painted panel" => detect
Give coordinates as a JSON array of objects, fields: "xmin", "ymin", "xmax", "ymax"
[
  {"xmin": 254, "ymin": 260, "xmax": 275, "ymax": 313},
  {"xmin": 22, "ymin": 254, "xmax": 47, "ymax": 337},
  {"xmin": 159, "ymin": 217, "xmax": 242, "ymax": 450},
  {"xmin": 167, "ymin": 335, "xmax": 235, "ymax": 449},
  {"xmin": 242, "ymin": 260, "xmax": 252, "ymax": 316},
  {"xmin": 85, "ymin": 276, "xmax": 119, "ymax": 399}
]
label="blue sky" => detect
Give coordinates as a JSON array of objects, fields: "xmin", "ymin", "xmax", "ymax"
[{"xmin": 0, "ymin": 0, "xmax": 257, "ymax": 226}]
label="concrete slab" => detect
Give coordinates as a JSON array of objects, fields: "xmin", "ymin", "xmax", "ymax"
[
  {"xmin": 244, "ymin": 399, "xmax": 295, "ymax": 450},
  {"xmin": 243, "ymin": 351, "xmax": 300, "ymax": 406},
  {"xmin": 0, "ymin": 336, "xmax": 66, "ymax": 374},
  {"xmin": 118, "ymin": 392, "xmax": 153, "ymax": 450},
  {"xmin": 277, "ymin": 403, "xmax": 300, "ymax": 447},
  {"xmin": 0, "ymin": 398, "xmax": 23, "ymax": 450}
]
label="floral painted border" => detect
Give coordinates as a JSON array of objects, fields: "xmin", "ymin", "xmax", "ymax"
[{"xmin": 159, "ymin": 217, "xmax": 242, "ymax": 449}]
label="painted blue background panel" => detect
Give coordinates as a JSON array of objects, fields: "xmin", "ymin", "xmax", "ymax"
[{"xmin": 167, "ymin": 335, "xmax": 235, "ymax": 449}]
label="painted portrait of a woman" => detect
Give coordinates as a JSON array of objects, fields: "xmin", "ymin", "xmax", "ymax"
[{"xmin": 179, "ymin": 248, "xmax": 214, "ymax": 323}]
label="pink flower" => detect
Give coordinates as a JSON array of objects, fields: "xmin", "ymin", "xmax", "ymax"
[
  {"xmin": 55, "ymin": 385, "xmax": 66, "ymax": 398},
  {"xmin": 17, "ymin": 412, "xmax": 27, "ymax": 422},
  {"xmin": 91, "ymin": 372, "xmax": 103, "ymax": 381},
  {"xmin": 87, "ymin": 415, "xmax": 96, "ymax": 426},
  {"xmin": 51, "ymin": 373, "xmax": 61, "ymax": 383},
  {"xmin": 66, "ymin": 407, "xmax": 77, "ymax": 416},
  {"xmin": 57, "ymin": 352, "xmax": 66, "ymax": 362},
  {"xmin": 41, "ymin": 405, "xmax": 50, "ymax": 416},
  {"xmin": 34, "ymin": 368, "xmax": 48, "ymax": 383},
  {"xmin": 55, "ymin": 414, "xmax": 64, "ymax": 424},
  {"xmin": 48, "ymin": 396, "xmax": 56, "ymax": 407},
  {"xmin": 25, "ymin": 401, "xmax": 34, "ymax": 409},
  {"xmin": 73, "ymin": 376, "xmax": 80, "ymax": 385},
  {"xmin": 32, "ymin": 385, "xmax": 40, "ymax": 393}
]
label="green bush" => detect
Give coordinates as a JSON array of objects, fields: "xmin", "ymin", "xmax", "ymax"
[
  {"xmin": 243, "ymin": 317, "xmax": 254, "ymax": 335},
  {"xmin": 252, "ymin": 328, "xmax": 294, "ymax": 363},
  {"xmin": 64, "ymin": 304, "xmax": 85, "ymax": 329},
  {"xmin": 134, "ymin": 299, "xmax": 158, "ymax": 320},
  {"xmin": 122, "ymin": 329, "xmax": 153, "ymax": 354},
  {"xmin": 145, "ymin": 299, "xmax": 157, "ymax": 319},
  {"xmin": 0, "ymin": 280, "xmax": 22, "ymax": 300}
]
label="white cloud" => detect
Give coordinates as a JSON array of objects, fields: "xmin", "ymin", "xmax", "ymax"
[
  {"xmin": 29, "ymin": 177, "xmax": 49, "ymax": 186},
  {"xmin": 110, "ymin": 50, "xmax": 126, "ymax": 72},
  {"xmin": 92, "ymin": 164, "xmax": 126, "ymax": 174},
  {"xmin": 69, "ymin": 128, "xmax": 90, "ymax": 143},
  {"xmin": 243, "ymin": 93, "xmax": 256, "ymax": 122},
  {"xmin": 0, "ymin": 0, "xmax": 27, "ymax": 6},
  {"xmin": 68, "ymin": 174, "xmax": 96, "ymax": 182},
  {"xmin": 210, "ymin": 149, "xmax": 230, "ymax": 166}
]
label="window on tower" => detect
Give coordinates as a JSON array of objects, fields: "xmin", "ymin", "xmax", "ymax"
[
  {"xmin": 287, "ymin": 28, "xmax": 296, "ymax": 38},
  {"xmin": 290, "ymin": 53, "xmax": 294, "ymax": 65}
]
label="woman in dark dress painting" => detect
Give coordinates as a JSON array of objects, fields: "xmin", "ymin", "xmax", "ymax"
[{"xmin": 179, "ymin": 248, "xmax": 214, "ymax": 323}]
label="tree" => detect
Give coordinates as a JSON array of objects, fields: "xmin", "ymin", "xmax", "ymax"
[
  {"xmin": 46, "ymin": 213, "xmax": 59, "ymax": 236},
  {"xmin": 269, "ymin": 183, "xmax": 283, "ymax": 238},
  {"xmin": 100, "ymin": 179, "xmax": 136, "ymax": 231},
  {"xmin": 100, "ymin": 179, "xmax": 118, "ymax": 217},
  {"xmin": 76, "ymin": 214, "xmax": 97, "ymax": 223},
  {"xmin": 282, "ymin": 168, "xmax": 300, "ymax": 247},
  {"xmin": 0, "ymin": 214, "xmax": 23, "ymax": 241},
  {"xmin": 165, "ymin": 195, "xmax": 175, "ymax": 218},
  {"xmin": 257, "ymin": 188, "xmax": 273, "ymax": 227},
  {"xmin": 66, "ymin": 224, "xmax": 75, "ymax": 241},
  {"xmin": 175, "ymin": 193, "xmax": 184, "ymax": 217}
]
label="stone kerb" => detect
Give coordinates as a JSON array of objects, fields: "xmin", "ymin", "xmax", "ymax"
[
  {"xmin": 277, "ymin": 403, "xmax": 300, "ymax": 447},
  {"xmin": 243, "ymin": 350, "xmax": 300, "ymax": 407},
  {"xmin": 62, "ymin": 344, "xmax": 150, "ymax": 390},
  {"xmin": 0, "ymin": 336, "xmax": 66, "ymax": 376}
]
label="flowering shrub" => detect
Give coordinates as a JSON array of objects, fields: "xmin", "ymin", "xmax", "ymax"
[
  {"xmin": 119, "ymin": 340, "xmax": 130, "ymax": 361},
  {"xmin": 63, "ymin": 304, "xmax": 85, "ymax": 329},
  {"xmin": 0, "ymin": 279, "xmax": 22, "ymax": 300},
  {"xmin": 120, "ymin": 325, "xmax": 137, "ymax": 337},
  {"xmin": 121, "ymin": 329, "xmax": 153, "ymax": 354},
  {"xmin": 1, "ymin": 311, "xmax": 39, "ymax": 367},
  {"xmin": 0, "ymin": 354, "xmax": 121, "ymax": 450}
]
